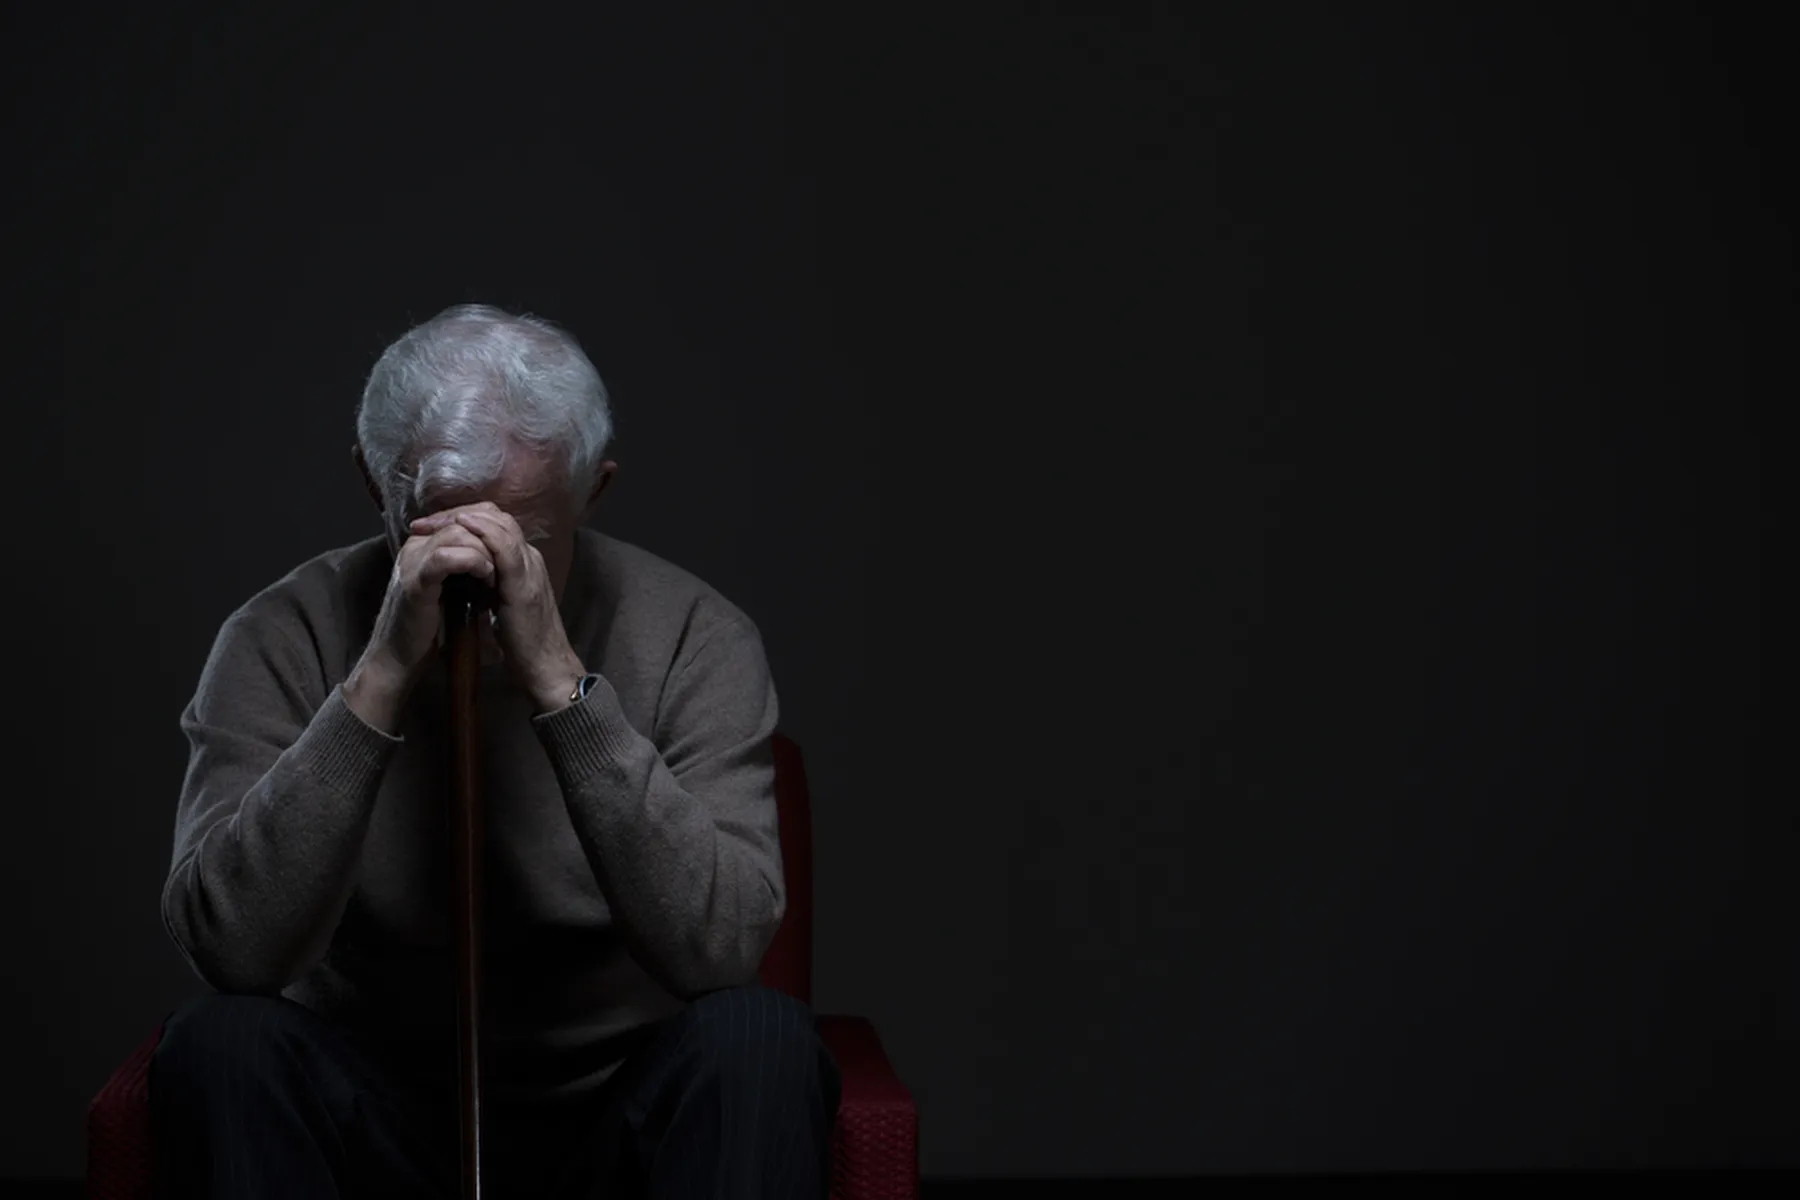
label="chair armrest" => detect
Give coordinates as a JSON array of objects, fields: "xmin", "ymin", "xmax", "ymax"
[
  {"xmin": 818, "ymin": 1014, "xmax": 918, "ymax": 1200},
  {"xmin": 87, "ymin": 1025, "xmax": 163, "ymax": 1200}
]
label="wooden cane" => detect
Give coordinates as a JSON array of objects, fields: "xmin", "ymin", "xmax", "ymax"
[{"xmin": 443, "ymin": 576, "xmax": 488, "ymax": 1200}]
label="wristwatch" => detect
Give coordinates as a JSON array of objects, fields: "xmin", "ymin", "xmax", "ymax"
[{"xmin": 569, "ymin": 673, "xmax": 602, "ymax": 704}]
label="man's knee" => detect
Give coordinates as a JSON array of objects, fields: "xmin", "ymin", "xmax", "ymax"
[
  {"xmin": 153, "ymin": 993, "xmax": 317, "ymax": 1095},
  {"xmin": 682, "ymin": 986, "xmax": 832, "ymax": 1093}
]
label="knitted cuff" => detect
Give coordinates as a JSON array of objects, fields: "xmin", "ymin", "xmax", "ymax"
[
  {"xmin": 533, "ymin": 673, "xmax": 640, "ymax": 792},
  {"xmin": 295, "ymin": 685, "xmax": 404, "ymax": 800}
]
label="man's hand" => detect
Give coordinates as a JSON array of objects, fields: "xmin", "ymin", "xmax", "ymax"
[
  {"xmin": 410, "ymin": 502, "xmax": 586, "ymax": 714},
  {"xmin": 345, "ymin": 522, "xmax": 497, "ymax": 733}
]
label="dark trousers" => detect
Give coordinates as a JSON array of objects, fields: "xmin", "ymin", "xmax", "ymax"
[{"xmin": 148, "ymin": 986, "xmax": 841, "ymax": 1199}]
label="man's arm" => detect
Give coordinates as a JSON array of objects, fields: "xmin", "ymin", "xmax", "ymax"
[
  {"xmin": 162, "ymin": 604, "xmax": 401, "ymax": 994},
  {"xmin": 532, "ymin": 604, "xmax": 785, "ymax": 1000}
]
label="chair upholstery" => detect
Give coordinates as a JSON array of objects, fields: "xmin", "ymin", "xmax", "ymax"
[
  {"xmin": 756, "ymin": 733, "xmax": 814, "ymax": 1004},
  {"xmin": 86, "ymin": 731, "xmax": 917, "ymax": 1199}
]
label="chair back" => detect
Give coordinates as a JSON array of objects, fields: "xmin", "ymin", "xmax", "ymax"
[{"xmin": 757, "ymin": 732, "xmax": 813, "ymax": 1003}]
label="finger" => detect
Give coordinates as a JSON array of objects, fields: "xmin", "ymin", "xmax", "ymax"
[
  {"xmin": 453, "ymin": 509, "xmax": 530, "ymax": 578},
  {"xmin": 454, "ymin": 506, "xmax": 526, "ymax": 542},
  {"xmin": 401, "ymin": 523, "xmax": 485, "ymax": 561},
  {"xmin": 410, "ymin": 500, "xmax": 504, "ymax": 533},
  {"xmin": 425, "ymin": 523, "xmax": 489, "ymax": 550},
  {"xmin": 416, "ymin": 545, "xmax": 496, "ymax": 589}
]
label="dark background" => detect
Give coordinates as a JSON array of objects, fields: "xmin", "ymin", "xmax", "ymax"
[{"xmin": 1, "ymin": 0, "xmax": 1790, "ymax": 1183}]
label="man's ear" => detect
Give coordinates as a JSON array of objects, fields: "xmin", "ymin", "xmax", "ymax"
[
  {"xmin": 579, "ymin": 460, "xmax": 618, "ymax": 523},
  {"xmin": 352, "ymin": 444, "xmax": 385, "ymax": 514}
]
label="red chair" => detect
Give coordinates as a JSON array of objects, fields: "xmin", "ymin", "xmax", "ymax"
[{"xmin": 86, "ymin": 732, "xmax": 918, "ymax": 1199}]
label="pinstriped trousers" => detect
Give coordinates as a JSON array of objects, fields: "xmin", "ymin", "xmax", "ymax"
[{"xmin": 148, "ymin": 986, "xmax": 841, "ymax": 1199}]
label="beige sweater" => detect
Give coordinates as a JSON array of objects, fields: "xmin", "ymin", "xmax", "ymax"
[{"xmin": 162, "ymin": 529, "xmax": 785, "ymax": 1101}]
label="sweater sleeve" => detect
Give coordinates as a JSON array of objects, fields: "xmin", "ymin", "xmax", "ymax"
[
  {"xmin": 162, "ymin": 603, "xmax": 401, "ymax": 994},
  {"xmin": 531, "ymin": 608, "xmax": 785, "ymax": 999}
]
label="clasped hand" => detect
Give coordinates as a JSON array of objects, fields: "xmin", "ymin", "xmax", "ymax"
[
  {"xmin": 412, "ymin": 502, "xmax": 586, "ymax": 713},
  {"xmin": 351, "ymin": 502, "xmax": 585, "ymax": 730}
]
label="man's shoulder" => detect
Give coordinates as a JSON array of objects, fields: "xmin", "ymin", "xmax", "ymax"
[
  {"xmin": 575, "ymin": 530, "xmax": 758, "ymax": 643},
  {"xmin": 225, "ymin": 534, "xmax": 390, "ymax": 650}
]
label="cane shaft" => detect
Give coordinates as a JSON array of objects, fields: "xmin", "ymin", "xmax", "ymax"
[{"xmin": 444, "ymin": 581, "xmax": 486, "ymax": 1200}]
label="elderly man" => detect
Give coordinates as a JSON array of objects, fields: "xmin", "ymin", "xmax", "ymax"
[{"xmin": 149, "ymin": 304, "xmax": 839, "ymax": 1198}]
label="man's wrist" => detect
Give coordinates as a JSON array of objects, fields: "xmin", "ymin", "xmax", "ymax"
[
  {"xmin": 529, "ymin": 656, "xmax": 589, "ymax": 716},
  {"xmin": 344, "ymin": 652, "xmax": 413, "ymax": 735}
]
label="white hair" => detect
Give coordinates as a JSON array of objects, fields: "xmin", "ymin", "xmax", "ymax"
[{"xmin": 355, "ymin": 304, "xmax": 613, "ymax": 537}]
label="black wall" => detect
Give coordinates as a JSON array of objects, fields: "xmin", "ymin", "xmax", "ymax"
[{"xmin": 2, "ymin": 1, "xmax": 1789, "ymax": 1179}]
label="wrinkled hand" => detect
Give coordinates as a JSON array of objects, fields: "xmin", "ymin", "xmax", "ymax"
[
  {"xmin": 364, "ymin": 522, "xmax": 496, "ymax": 681},
  {"xmin": 410, "ymin": 502, "xmax": 586, "ymax": 714},
  {"xmin": 343, "ymin": 521, "xmax": 497, "ymax": 733}
]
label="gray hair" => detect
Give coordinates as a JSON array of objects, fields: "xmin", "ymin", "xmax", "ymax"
[{"xmin": 356, "ymin": 304, "xmax": 613, "ymax": 536}]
